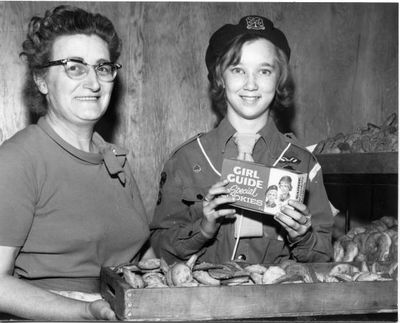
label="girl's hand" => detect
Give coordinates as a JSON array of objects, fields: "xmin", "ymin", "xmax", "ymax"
[
  {"xmin": 274, "ymin": 200, "xmax": 312, "ymax": 240},
  {"xmin": 200, "ymin": 179, "xmax": 236, "ymax": 237}
]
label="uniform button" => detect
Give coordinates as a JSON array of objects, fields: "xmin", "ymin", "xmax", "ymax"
[
  {"xmin": 196, "ymin": 194, "xmax": 203, "ymax": 200},
  {"xmin": 237, "ymin": 254, "xmax": 246, "ymax": 261}
]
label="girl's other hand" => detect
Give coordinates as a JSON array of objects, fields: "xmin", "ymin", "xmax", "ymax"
[{"xmin": 200, "ymin": 179, "xmax": 236, "ymax": 237}]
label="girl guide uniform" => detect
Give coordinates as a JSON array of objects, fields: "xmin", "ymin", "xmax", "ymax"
[{"xmin": 150, "ymin": 117, "xmax": 334, "ymax": 265}]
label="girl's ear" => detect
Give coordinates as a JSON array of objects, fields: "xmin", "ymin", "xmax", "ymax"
[
  {"xmin": 217, "ymin": 78, "xmax": 225, "ymax": 89},
  {"xmin": 33, "ymin": 74, "xmax": 48, "ymax": 95}
]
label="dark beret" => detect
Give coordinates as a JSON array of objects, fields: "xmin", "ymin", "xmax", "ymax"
[{"xmin": 205, "ymin": 15, "xmax": 290, "ymax": 78}]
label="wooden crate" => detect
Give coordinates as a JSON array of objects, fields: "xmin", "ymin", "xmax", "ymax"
[{"xmin": 100, "ymin": 263, "xmax": 397, "ymax": 321}]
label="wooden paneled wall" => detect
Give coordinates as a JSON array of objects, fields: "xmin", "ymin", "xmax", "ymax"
[{"xmin": 0, "ymin": 2, "xmax": 397, "ymax": 218}]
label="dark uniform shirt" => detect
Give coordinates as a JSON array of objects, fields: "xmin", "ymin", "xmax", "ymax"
[{"xmin": 150, "ymin": 117, "xmax": 333, "ymax": 265}]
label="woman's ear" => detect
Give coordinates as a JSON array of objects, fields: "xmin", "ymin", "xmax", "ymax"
[{"xmin": 33, "ymin": 74, "xmax": 48, "ymax": 95}]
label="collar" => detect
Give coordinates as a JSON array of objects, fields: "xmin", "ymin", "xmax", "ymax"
[
  {"xmin": 37, "ymin": 117, "xmax": 128, "ymax": 185},
  {"xmin": 216, "ymin": 116, "xmax": 282, "ymax": 154},
  {"xmin": 215, "ymin": 118, "xmax": 236, "ymax": 153}
]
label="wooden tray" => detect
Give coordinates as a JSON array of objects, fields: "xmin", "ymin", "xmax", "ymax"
[{"xmin": 100, "ymin": 263, "xmax": 397, "ymax": 321}]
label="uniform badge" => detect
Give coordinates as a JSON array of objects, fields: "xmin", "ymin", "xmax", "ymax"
[
  {"xmin": 278, "ymin": 156, "xmax": 301, "ymax": 170},
  {"xmin": 193, "ymin": 164, "xmax": 201, "ymax": 173},
  {"xmin": 279, "ymin": 156, "xmax": 301, "ymax": 164},
  {"xmin": 246, "ymin": 16, "xmax": 265, "ymax": 30}
]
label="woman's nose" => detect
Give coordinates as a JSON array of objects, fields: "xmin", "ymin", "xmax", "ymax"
[{"xmin": 83, "ymin": 67, "xmax": 101, "ymax": 91}]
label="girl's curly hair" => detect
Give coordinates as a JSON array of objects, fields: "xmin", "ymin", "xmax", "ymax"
[{"xmin": 20, "ymin": 5, "xmax": 122, "ymax": 115}]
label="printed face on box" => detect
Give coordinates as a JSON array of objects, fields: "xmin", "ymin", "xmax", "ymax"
[
  {"xmin": 278, "ymin": 175, "xmax": 292, "ymax": 201},
  {"xmin": 265, "ymin": 185, "xmax": 278, "ymax": 208}
]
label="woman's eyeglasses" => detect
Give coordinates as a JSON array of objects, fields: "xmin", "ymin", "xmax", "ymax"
[{"xmin": 39, "ymin": 58, "xmax": 122, "ymax": 82}]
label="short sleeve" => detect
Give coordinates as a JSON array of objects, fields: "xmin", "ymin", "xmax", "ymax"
[{"xmin": 0, "ymin": 140, "xmax": 37, "ymax": 246}]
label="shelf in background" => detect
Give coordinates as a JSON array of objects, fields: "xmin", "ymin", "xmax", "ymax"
[{"xmin": 315, "ymin": 152, "xmax": 398, "ymax": 175}]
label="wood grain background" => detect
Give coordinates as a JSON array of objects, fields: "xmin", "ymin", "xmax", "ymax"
[{"xmin": 0, "ymin": 2, "xmax": 397, "ymax": 219}]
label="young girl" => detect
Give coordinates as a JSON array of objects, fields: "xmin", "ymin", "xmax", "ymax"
[{"xmin": 150, "ymin": 15, "xmax": 333, "ymax": 265}]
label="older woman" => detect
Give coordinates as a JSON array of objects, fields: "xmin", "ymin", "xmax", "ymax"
[
  {"xmin": 150, "ymin": 15, "xmax": 333, "ymax": 265},
  {"xmin": 0, "ymin": 5, "xmax": 152, "ymax": 320}
]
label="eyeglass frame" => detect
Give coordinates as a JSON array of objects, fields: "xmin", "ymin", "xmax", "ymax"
[{"xmin": 39, "ymin": 58, "xmax": 122, "ymax": 82}]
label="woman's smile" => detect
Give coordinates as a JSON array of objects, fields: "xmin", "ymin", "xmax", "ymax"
[
  {"xmin": 75, "ymin": 96, "xmax": 101, "ymax": 101},
  {"xmin": 239, "ymin": 95, "xmax": 261, "ymax": 104}
]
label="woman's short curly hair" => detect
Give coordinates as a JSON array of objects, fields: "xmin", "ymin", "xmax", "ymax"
[
  {"xmin": 20, "ymin": 5, "xmax": 122, "ymax": 115},
  {"xmin": 208, "ymin": 33, "xmax": 293, "ymax": 117}
]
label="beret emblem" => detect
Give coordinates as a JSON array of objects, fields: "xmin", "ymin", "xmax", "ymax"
[{"xmin": 245, "ymin": 16, "xmax": 265, "ymax": 30}]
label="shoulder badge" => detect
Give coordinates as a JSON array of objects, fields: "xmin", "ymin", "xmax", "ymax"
[
  {"xmin": 282, "ymin": 133, "xmax": 316, "ymax": 159},
  {"xmin": 279, "ymin": 139, "xmax": 322, "ymax": 181},
  {"xmin": 279, "ymin": 156, "xmax": 301, "ymax": 165},
  {"xmin": 193, "ymin": 164, "xmax": 202, "ymax": 173}
]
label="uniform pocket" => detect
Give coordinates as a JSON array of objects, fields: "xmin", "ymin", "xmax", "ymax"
[
  {"xmin": 181, "ymin": 186, "xmax": 208, "ymax": 223},
  {"xmin": 181, "ymin": 186, "xmax": 207, "ymax": 204}
]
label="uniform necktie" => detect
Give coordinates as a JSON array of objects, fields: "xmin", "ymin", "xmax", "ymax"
[
  {"xmin": 232, "ymin": 132, "xmax": 264, "ymax": 240},
  {"xmin": 233, "ymin": 133, "xmax": 261, "ymax": 162}
]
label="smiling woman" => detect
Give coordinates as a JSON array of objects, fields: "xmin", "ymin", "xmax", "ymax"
[
  {"xmin": 35, "ymin": 34, "xmax": 116, "ymax": 137},
  {"xmin": 0, "ymin": 5, "xmax": 153, "ymax": 321}
]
